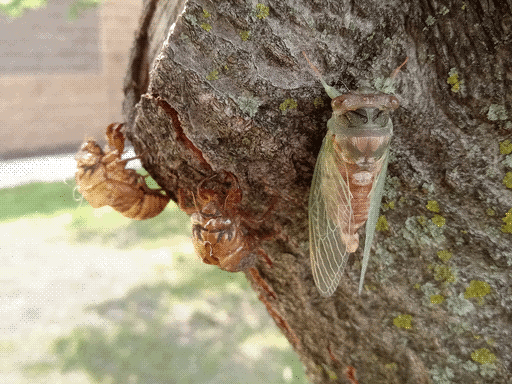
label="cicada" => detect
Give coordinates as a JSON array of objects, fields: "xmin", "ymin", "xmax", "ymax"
[
  {"xmin": 75, "ymin": 123, "xmax": 170, "ymax": 220},
  {"xmin": 305, "ymin": 54, "xmax": 400, "ymax": 296}
]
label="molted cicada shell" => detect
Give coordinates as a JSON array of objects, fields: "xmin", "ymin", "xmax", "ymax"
[
  {"xmin": 75, "ymin": 123, "xmax": 170, "ymax": 220},
  {"xmin": 305, "ymin": 53, "xmax": 400, "ymax": 296},
  {"xmin": 177, "ymin": 172, "xmax": 277, "ymax": 294}
]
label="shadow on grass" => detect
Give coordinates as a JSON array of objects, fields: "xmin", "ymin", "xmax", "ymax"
[
  {"xmin": 67, "ymin": 203, "xmax": 192, "ymax": 249},
  {"xmin": 22, "ymin": 279, "xmax": 308, "ymax": 384}
]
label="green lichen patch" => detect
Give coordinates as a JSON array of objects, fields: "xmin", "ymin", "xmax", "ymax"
[
  {"xmin": 486, "ymin": 208, "xmax": 496, "ymax": 216},
  {"xmin": 502, "ymin": 172, "xmax": 512, "ymax": 188},
  {"xmin": 502, "ymin": 154, "xmax": 512, "ymax": 168},
  {"xmin": 501, "ymin": 208, "xmax": 512, "ymax": 233},
  {"xmin": 200, "ymin": 23, "xmax": 212, "ymax": 32},
  {"xmin": 464, "ymin": 280, "xmax": 491, "ymax": 299},
  {"xmin": 239, "ymin": 30, "xmax": 251, "ymax": 41},
  {"xmin": 382, "ymin": 201, "xmax": 395, "ymax": 211},
  {"xmin": 430, "ymin": 364, "xmax": 454, "ymax": 384},
  {"xmin": 447, "ymin": 68, "xmax": 462, "ymax": 93},
  {"xmin": 462, "ymin": 360, "xmax": 478, "ymax": 373},
  {"xmin": 255, "ymin": 3, "xmax": 269, "ymax": 19},
  {"xmin": 206, "ymin": 69, "xmax": 219, "ymax": 81},
  {"xmin": 279, "ymin": 98, "xmax": 297, "ymax": 114},
  {"xmin": 487, "ymin": 104, "xmax": 508, "ymax": 121},
  {"xmin": 202, "ymin": 9, "xmax": 210, "ymax": 18},
  {"xmin": 448, "ymin": 320, "xmax": 471, "ymax": 335},
  {"xmin": 446, "ymin": 294, "xmax": 474, "ymax": 316},
  {"xmin": 376, "ymin": 215, "xmax": 389, "ymax": 231},
  {"xmin": 393, "ymin": 314, "xmax": 413, "ymax": 329},
  {"xmin": 431, "ymin": 214, "xmax": 446, "ymax": 227},
  {"xmin": 439, "ymin": 6, "xmax": 450, "ymax": 15},
  {"xmin": 437, "ymin": 250, "xmax": 452, "ymax": 262},
  {"xmin": 313, "ymin": 97, "xmax": 324, "ymax": 108},
  {"xmin": 417, "ymin": 215, "xmax": 428, "ymax": 226},
  {"xmin": 237, "ymin": 95, "xmax": 262, "ymax": 118},
  {"xmin": 184, "ymin": 14, "xmax": 198, "ymax": 26},
  {"xmin": 499, "ymin": 139, "xmax": 512, "ymax": 155},
  {"xmin": 373, "ymin": 76, "xmax": 396, "ymax": 94},
  {"xmin": 430, "ymin": 294, "xmax": 445, "ymax": 304},
  {"xmin": 403, "ymin": 215, "xmax": 446, "ymax": 249},
  {"xmin": 425, "ymin": 15, "xmax": 436, "ymax": 26},
  {"xmin": 479, "ymin": 363, "xmax": 497, "ymax": 378},
  {"xmin": 420, "ymin": 282, "xmax": 438, "ymax": 297},
  {"xmin": 434, "ymin": 264, "xmax": 456, "ymax": 283},
  {"xmin": 470, "ymin": 348, "xmax": 496, "ymax": 365},
  {"xmin": 383, "ymin": 175, "xmax": 401, "ymax": 200},
  {"xmin": 426, "ymin": 200, "xmax": 440, "ymax": 213}
]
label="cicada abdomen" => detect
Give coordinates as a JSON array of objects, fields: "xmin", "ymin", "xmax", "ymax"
[{"xmin": 305, "ymin": 54, "xmax": 400, "ymax": 296}]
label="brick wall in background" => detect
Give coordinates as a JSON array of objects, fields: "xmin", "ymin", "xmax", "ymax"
[{"xmin": 0, "ymin": 0, "xmax": 143, "ymax": 159}]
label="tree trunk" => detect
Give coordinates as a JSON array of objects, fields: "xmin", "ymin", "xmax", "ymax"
[{"xmin": 122, "ymin": 0, "xmax": 512, "ymax": 383}]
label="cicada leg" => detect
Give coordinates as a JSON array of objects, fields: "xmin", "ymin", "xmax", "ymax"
[
  {"xmin": 105, "ymin": 122, "xmax": 125, "ymax": 154},
  {"xmin": 177, "ymin": 188, "xmax": 198, "ymax": 215}
]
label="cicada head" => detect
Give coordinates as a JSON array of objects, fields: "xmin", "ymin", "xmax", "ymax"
[{"xmin": 329, "ymin": 92, "xmax": 398, "ymax": 169}]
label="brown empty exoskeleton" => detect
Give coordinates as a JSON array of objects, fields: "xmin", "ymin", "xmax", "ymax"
[
  {"xmin": 178, "ymin": 172, "xmax": 277, "ymax": 296},
  {"xmin": 75, "ymin": 123, "xmax": 170, "ymax": 219}
]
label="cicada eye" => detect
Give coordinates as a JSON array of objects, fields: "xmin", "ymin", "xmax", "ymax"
[
  {"xmin": 331, "ymin": 97, "xmax": 344, "ymax": 111},
  {"xmin": 389, "ymin": 96, "xmax": 399, "ymax": 110}
]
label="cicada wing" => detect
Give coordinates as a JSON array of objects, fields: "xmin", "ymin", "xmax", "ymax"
[
  {"xmin": 359, "ymin": 151, "xmax": 389, "ymax": 294},
  {"xmin": 309, "ymin": 134, "xmax": 352, "ymax": 296}
]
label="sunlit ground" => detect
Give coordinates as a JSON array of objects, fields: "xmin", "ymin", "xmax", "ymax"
[{"xmin": 0, "ymin": 179, "xmax": 308, "ymax": 384}]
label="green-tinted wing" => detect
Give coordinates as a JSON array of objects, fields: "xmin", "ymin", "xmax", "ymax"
[
  {"xmin": 358, "ymin": 151, "xmax": 389, "ymax": 294},
  {"xmin": 309, "ymin": 134, "xmax": 352, "ymax": 296}
]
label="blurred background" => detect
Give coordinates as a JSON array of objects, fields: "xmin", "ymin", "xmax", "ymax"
[{"xmin": 0, "ymin": 1, "xmax": 308, "ymax": 382}]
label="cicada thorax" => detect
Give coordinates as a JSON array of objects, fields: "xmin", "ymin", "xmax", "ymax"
[{"xmin": 329, "ymin": 104, "xmax": 394, "ymax": 253}]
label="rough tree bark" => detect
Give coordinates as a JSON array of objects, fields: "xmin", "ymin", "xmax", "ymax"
[{"xmin": 122, "ymin": 0, "xmax": 512, "ymax": 383}]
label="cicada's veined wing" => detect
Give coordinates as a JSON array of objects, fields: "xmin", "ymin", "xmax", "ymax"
[
  {"xmin": 309, "ymin": 134, "xmax": 353, "ymax": 296},
  {"xmin": 359, "ymin": 150, "xmax": 389, "ymax": 294}
]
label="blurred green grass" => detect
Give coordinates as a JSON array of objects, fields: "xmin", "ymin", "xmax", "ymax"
[
  {"xmin": 2, "ymin": 175, "xmax": 308, "ymax": 384},
  {"xmin": 0, "ymin": 0, "xmax": 102, "ymax": 20}
]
